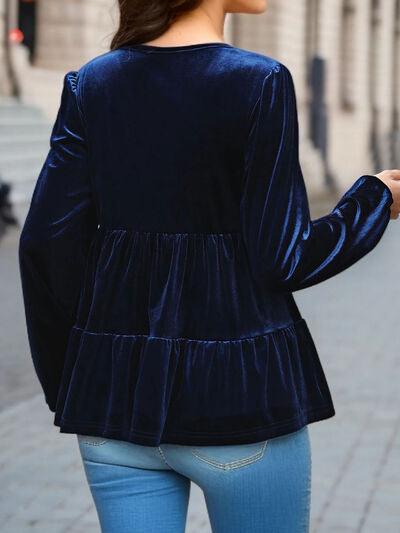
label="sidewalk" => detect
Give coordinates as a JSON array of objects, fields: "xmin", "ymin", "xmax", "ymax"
[{"xmin": 1, "ymin": 209, "xmax": 399, "ymax": 532}]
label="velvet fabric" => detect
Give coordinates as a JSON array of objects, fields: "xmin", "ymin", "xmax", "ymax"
[{"xmin": 18, "ymin": 42, "xmax": 393, "ymax": 446}]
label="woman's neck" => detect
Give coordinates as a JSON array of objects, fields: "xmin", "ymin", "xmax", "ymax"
[{"xmin": 143, "ymin": 2, "xmax": 227, "ymax": 47}]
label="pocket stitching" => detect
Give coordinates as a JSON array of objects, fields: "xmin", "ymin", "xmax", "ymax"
[
  {"xmin": 78, "ymin": 435, "xmax": 108, "ymax": 446},
  {"xmin": 191, "ymin": 440, "xmax": 268, "ymax": 470}
]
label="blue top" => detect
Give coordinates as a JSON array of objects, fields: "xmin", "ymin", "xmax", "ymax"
[{"xmin": 18, "ymin": 41, "xmax": 393, "ymax": 446}]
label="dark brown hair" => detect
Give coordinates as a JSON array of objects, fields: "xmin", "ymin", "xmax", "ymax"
[{"xmin": 110, "ymin": 0, "xmax": 203, "ymax": 50}]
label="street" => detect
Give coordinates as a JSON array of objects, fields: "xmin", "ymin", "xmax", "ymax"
[{"xmin": 1, "ymin": 202, "xmax": 399, "ymax": 532}]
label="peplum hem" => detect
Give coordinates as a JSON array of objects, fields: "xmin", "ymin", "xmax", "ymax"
[{"xmin": 53, "ymin": 317, "xmax": 335, "ymax": 446}]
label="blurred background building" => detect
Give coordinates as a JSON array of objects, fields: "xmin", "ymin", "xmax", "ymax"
[{"xmin": 0, "ymin": 0, "xmax": 400, "ymax": 206}]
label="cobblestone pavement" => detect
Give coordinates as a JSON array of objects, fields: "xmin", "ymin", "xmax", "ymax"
[{"xmin": 1, "ymin": 202, "xmax": 399, "ymax": 532}]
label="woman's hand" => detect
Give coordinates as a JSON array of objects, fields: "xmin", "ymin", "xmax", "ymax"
[{"xmin": 375, "ymin": 169, "xmax": 400, "ymax": 219}]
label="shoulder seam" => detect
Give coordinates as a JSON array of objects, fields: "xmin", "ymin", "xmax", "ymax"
[
  {"xmin": 246, "ymin": 62, "xmax": 282, "ymax": 128},
  {"xmin": 66, "ymin": 69, "xmax": 87, "ymax": 132},
  {"xmin": 242, "ymin": 63, "xmax": 283, "ymax": 190},
  {"xmin": 76, "ymin": 70, "xmax": 86, "ymax": 127},
  {"xmin": 245, "ymin": 63, "xmax": 280, "ymax": 142}
]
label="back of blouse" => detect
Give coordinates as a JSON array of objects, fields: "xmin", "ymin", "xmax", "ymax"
[
  {"xmin": 18, "ymin": 42, "xmax": 393, "ymax": 446},
  {"xmin": 87, "ymin": 43, "xmax": 249, "ymax": 232}
]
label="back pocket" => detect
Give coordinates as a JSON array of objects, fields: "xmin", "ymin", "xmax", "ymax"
[
  {"xmin": 191, "ymin": 439, "xmax": 268, "ymax": 471},
  {"xmin": 77, "ymin": 434, "xmax": 109, "ymax": 446}
]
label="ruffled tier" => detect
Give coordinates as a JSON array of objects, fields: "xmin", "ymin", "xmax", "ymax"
[
  {"xmin": 74, "ymin": 227, "xmax": 301, "ymax": 339},
  {"xmin": 53, "ymin": 317, "xmax": 335, "ymax": 446}
]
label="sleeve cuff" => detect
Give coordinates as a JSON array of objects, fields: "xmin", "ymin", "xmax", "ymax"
[
  {"xmin": 46, "ymin": 395, "xmax": 58, "ymax": 413},
  {"xmin": 343, "ymin": 174, "xmax": 393, "ymax": 208}
]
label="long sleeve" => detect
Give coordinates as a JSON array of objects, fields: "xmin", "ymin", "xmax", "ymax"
[
  {"xmin": 18, "ymin": 70, "xmax": 98, "ymax": 412},
  {"xmin": 240, "ymin": 62, "xmax": 393, "ymax": 293}
]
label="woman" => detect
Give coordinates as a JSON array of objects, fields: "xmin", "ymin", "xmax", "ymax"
[{"xmin": 18, "ymin": 0, "xmax": 400, "ymax": 531}]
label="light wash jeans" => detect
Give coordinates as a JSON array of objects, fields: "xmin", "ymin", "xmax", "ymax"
[{"xmin": 76, "ymin": 425, "xmax": 311, "ymax": 533}]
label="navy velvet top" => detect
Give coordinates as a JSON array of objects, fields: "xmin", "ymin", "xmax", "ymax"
[{"xmin": 18, "ymin": 41, "xmax": 393, "ymax": 446}]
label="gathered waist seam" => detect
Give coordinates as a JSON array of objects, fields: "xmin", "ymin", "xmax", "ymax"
[
  {"xmin": 71, "ymin": 318, "xmax": 307, "ymax": 344},
  {"xmin": 96, "ymin": 225, "xmax": 241, "ymax": 236}
]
